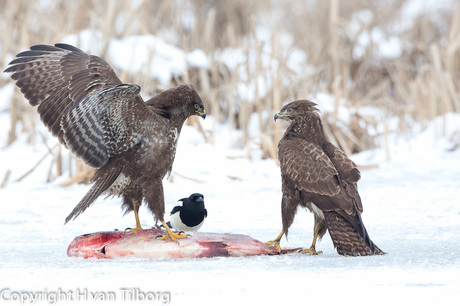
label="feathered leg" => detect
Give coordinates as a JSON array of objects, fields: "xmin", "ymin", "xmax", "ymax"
[
  {"xmin": 142, "ymin": 178, "xmax": 186, "ymax": 243},
  {"xmin": 266, "ymin": 189, "xmax": 299, "ymax": 253}
]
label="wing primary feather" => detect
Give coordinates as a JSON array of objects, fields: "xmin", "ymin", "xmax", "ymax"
[
  {"xmin": 54, "ymin": 43, "xmax": 85, "ymax": 52},
  {"xmin": 30, "ymin": 44, "xmax": 65, "ymax": 52}
]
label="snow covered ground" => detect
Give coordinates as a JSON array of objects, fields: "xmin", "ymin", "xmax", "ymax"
[
  {"xmin": 0, "ymin": 29, "xmax": 459, "ymax": 305},
  {"xmin": 0, "ymin": 99, "xmax": 459, "ymax": 305}
]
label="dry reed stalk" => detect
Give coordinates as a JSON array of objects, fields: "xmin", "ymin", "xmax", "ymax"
[
  {"xmin": 7, "ymin": 96, "xmax": 18, "ymax": 146},
  {"xmin": 59, "ymin": 166, "xmax": 94, "ymax": 187},
  {"xmin": 169, "ymin": 172, "xmax": 206, "ymax": 184},
  {"xmin": 15, "ymin": 145, "xmax": 57, "ymax": 183},
  {"xmin": 1, "ymin": 170, "xmax": 11, "ymax": 189},
  {"xmin": 1, "ymin": 0, "xmax": 459, "ymax": 185},
  {"xmin": 272, "ymin": 68, "xmax": 282, "ymax": 150}
]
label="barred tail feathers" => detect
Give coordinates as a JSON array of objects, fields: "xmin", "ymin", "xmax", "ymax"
[{"xmin": 324, "ymin": 211, "xmax": 385, "ymax": 256}]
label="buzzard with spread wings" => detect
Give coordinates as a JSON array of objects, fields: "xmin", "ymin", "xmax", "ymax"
[
  {"xmin": 4, "ymin": 44, "xmax": 206, "ymax": 242},
  {"xmin": 266, "ymin": 100, "xmax": 384, "ymax": 256}
]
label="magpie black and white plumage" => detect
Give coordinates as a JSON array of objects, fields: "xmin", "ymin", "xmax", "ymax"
[{"xmin": 167, "ymin": 193, "xmax": 207, "ymax": 232}]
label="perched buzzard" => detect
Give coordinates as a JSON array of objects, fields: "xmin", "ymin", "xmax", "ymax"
[
  {"xmin": 4, "ymin": 44, "xmax": 206, "ymax": 242},
  {"xmin": 266, "ymin": 100, "xmax": 384, "ymax": 256}
]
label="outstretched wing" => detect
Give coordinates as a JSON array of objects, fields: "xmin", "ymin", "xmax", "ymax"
[
  {"xmin": 61, "ymin": 84, "xmax": 151, "ymax": 168},
  {"xmin": 4, "ymin": 43, "xmax": 123, "ymax": 143}
]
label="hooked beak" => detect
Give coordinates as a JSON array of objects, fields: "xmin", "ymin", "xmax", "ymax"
[
  {"xmin": 274, "ymin": 112, "xmax": 285, "ymax": 121},
  {"xmin": 196, "ymin": 109, "xmax": 207, "ymax": 119}
]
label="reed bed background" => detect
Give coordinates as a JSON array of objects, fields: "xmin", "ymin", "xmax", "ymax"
[{"xmin": 0, "ymin": 0, "xmax": 459, "ymax": 185}]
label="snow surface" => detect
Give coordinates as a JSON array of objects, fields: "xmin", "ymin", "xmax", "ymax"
[
  {"xmin": 1, "ymin": 103, "xmax": 459, "ymax": 305},
  {"xmin": 1, "ymin": 33, "xmax": 459, "ymax": 305}
]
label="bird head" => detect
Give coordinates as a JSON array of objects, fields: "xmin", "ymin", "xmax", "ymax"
[
  {"xmin": 181, "ymin": 84, "xmax": 206, "ymax": 119},
  {"xmin": 179, "ymin": 193, "xmax": 205, "ymax": 211},
  {"xmin": 274, "ymin": 100, "xmax": 319, "ymax": 122},
  {"xmin": 151, "ymin": 84, "xmax": 206, "ymax": 120},
  {"xmin": 194, "ymin": 103, "xmax": 207, "ymax": 119}
]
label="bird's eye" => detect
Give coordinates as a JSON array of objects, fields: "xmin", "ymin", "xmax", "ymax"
[
  {"xmin": 194, "ymin": 103, "xmax": 200, "ymax": 109},
  {"xmin": 287, "ymin": 108, "xmax": 293, "ymax": 113}
]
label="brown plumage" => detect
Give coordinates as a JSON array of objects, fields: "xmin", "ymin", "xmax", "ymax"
[
  {"xmin": 268, "ymin": 100, "xmax": 384, "ymax": 256},
  {"xmin": 4, "ymin": 44, "xmax": 206, "ymax": 238}
]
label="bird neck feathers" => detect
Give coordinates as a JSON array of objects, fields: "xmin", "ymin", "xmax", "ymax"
[
  {"xmin": 285, "ymin": 112, "xmax": 326, "ymax": 143},
  {"xmin": 146, "ymin": 90, "xmax": 188, "ymax": 123}
]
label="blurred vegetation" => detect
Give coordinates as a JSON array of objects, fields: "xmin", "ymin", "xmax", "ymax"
[{"xmin": 1, "ymin": 0, "xmax": 459, "ymax": 183}]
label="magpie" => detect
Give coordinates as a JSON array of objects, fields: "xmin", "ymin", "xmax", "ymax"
[{"xmin": 166, "ymin": 193, "xmax": 207, "ymax": 232}]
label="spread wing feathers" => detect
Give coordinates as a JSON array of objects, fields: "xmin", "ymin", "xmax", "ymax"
[
  {"xmin": 279, "ymin": 138, "xmax": 341, "ymax": 197},
  {"xmin": 4, "ymin": 43, "xmax": 123, "ymax": 143},
  {"xmin": 61, "ymin": 84, "xmax": 149, "ymax": 168},
  {"xmin": 64, "ymin": 167, "xmax": 122, "ymax": 224},
  {"xmin": 324, "ymin": 211, "xmax": 385, "ymax": 256}
]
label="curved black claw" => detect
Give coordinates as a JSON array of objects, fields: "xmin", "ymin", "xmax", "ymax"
[
  {"xmin": 155, "ymin": 231, "xmax": 190, "ymax": 241},
  {"xmin": 178, "ymin": 231, "xmax": 192, "ymax": 237},
  {"xmin": 125, "ymin": 226, "xmax": 143, "ymax": 232}
]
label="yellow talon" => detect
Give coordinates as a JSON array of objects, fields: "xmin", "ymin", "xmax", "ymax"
[
  {"xmin": 265, "ymin": 240, "xmax": 282, "ymax": 253},
  {"xmin": 160, "ymin": 220, "xmax": 187, "ymax": 243},
  {"xmin": 299, "ymin": 247, "xmax": 322, "ymax": 255},
  {"xmin": 265, "ymin": 230, "xmax": 285, "ymax": 254},
  {"xmin": 128, "ymin": 225, "xmax": 143, "ymax": 232},
  {"xmin": 299, "ymin": 226, "xmax": 322, "ymax": 255},
  {"xmin": 159, "ymin": 232, "xmax": 187, "ymax": 241}
]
